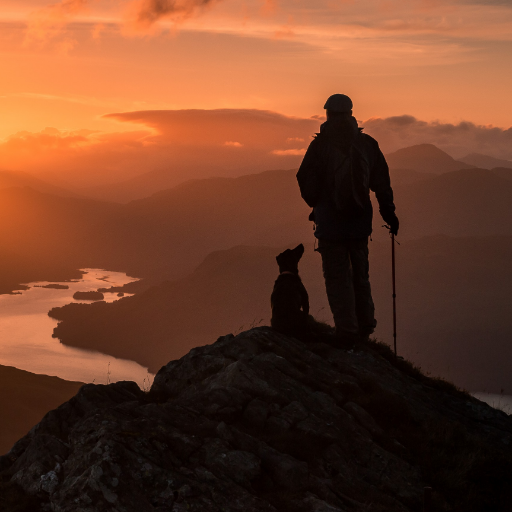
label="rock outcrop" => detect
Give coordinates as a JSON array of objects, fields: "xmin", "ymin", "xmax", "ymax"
[{"xmin": 1, "ymin": 327, "xmax": 512, "ymax": 512}]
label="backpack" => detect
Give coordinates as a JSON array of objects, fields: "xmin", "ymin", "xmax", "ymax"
[{"xmin": 325, "ymin": 135, "xmax": 370, "ymax": 218}]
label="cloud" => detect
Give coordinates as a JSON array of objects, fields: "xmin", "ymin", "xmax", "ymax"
[
  {"xmin": 104, "ymin": 109, "xmax": 318, "ymax": 149},
  {"xmin": 0, "ymin": 127, "xmax": 155, "ymax": 187},
  {"xmin": 24, "ymin": 0, "xmax": 88, "ymax": 50},
  {"xmin": 272, "ymin": 148, "xmax": 306, "ymax": 156},
  {"xmin": 361, "ymin": 115, "xmax": 512, "ymax": 158},
  {"xmin": 135, "ymin": 0, "xmax": 218, "ymax": 26},
  {"xmin": 2, "ymin": 110, "xmax": 512, "ymax": 192},
  {"xmin": 2, "ymin": 127, "xmax": 92, "ymax": 152},
  {"xmin": 0, "ymin": 110, "xmax": 318, "ymax": 187}
]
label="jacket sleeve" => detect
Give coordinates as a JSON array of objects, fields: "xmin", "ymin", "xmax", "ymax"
[
  {"xmin": 368, "ymin": 139, "xmax": 396, "ymax": 221},
  {"xmin": 296, "ymin": 138, "xmax": 323, "ymax": 208}
]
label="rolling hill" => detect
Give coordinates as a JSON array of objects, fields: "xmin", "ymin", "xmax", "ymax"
[
  {"xmin": 0, "ymin": 170, "xmax": 78, "ymax": 198},
  {"xmin": 78, "ymin": 144, "xmax": 467, "ymax": 203},
  {"xmin": 49, "ymin": 235, "xmax": 512, "ymax": 393},
  {"xmin": 459, "ymin": 153, "xmax": 512, "ymax": 170},
  {"xmin": 393, "ymin": 167, "xmax": 512, "ymax": 238},
  {"xmin": 0, "ymin": 365, "xmax": 82, "ymax": 454},
  {"xmin": 3, "ymin": 164, "xmax": 512, "ymax": 292}
]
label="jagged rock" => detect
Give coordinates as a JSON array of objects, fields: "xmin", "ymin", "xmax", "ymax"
[{"xmin": 1, "ymin": 327, "xmax": 512, "ymax": 512}]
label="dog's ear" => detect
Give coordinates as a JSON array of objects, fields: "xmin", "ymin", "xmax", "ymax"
[{"xmin": 292, "ymin": 244, "xmax": 305, "ymax": 261}]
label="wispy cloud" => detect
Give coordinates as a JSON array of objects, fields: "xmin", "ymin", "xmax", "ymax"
[
  {"xmin": 135, "ymin": 0, "xmax": 219, "ymax": 26},
  {"xmin": 24, "ymin": 0, "xmax": 88, "ymax": 51},
  {"xmin": 14, "ymin": 0, "xmax": 512, "ymax": 54}
]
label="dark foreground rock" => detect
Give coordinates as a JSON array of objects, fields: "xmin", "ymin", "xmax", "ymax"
[{"xmin": 1, "ymin": 327, "xmax": 512, "ymax": 512}]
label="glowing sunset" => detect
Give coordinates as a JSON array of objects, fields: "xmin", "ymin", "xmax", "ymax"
[{"xmin": 1, "ymin": 1, "xmax": 512, "ymax": 510}]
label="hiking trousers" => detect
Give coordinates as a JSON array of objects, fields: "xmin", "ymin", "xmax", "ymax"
[{"xmin": 317, "ymin": 237, "xmax": 377, "ymax": 337}]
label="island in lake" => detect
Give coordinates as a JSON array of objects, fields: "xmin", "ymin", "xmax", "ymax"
[
  {"xmin": 35, "ymin": 284, "xmax": 70, "ymax": 290},
  {"xmin": 72, "ymin": 291, "xmax": 104, "ymax": 301}
]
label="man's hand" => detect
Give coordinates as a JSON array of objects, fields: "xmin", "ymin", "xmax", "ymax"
[
  {"xmin": 383, "ymin": 212, "xmax": 399, "ymax": 236},
  {"xmin": 388, "ymin": 214, "xmax": 399, "ymax": 236}
]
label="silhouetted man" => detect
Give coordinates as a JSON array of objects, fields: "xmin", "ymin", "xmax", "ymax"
[{"xmin": 297, "ymin": 94, "xmax": 398, "ymax": 345}]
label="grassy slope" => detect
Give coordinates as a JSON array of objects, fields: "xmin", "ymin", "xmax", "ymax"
[{"xmin": 0, "ymin": 366, "xmax": 83, "ymax": 455}]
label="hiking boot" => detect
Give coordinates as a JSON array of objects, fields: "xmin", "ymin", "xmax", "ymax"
[{"xmin": 334, "ymin": 330, "xmax": 360, "ymax": 350}]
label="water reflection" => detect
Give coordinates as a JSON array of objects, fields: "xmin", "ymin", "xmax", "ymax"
[
  {"xmin": 0, "ymin": 269, "xmax": 154, "ymax": 388},
  {"xmin": 472, "ymin": 392, "xmax": 512, "ymax": 415}
]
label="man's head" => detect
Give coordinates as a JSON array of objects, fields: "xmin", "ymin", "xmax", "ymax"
[{"xmin": 324, "ymin": 94, "xmax": 353, "ymax": 120}]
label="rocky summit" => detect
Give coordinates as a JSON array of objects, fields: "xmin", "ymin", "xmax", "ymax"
[{"xmin": 1, "ymin": 327, "xmax": 512, "ymax": 512}]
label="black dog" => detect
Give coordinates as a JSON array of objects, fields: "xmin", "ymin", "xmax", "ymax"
[{"xmin": 271, "ymin": 244, "xmax": 310, "ymax": 340}]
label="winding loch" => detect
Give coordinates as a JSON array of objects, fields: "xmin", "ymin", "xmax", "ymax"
[{"xmin": 0, "ymin": 269, "xmax": 153, "ymax": 387}]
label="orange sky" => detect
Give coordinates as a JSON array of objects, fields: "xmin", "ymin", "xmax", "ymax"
[{"xmin": 1, "ymin": 0, "xmax": 511, "ymax": 174}]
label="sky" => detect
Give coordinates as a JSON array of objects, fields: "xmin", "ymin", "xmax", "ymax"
[{"xmin": 1, "ymin": 0, "xmax": 512, "ymax": 179}]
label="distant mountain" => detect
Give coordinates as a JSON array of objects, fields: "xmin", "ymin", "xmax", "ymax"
[
  {"xmin": 110, "ymin": 170, "xmax": 312, "ymax": 279},
  {"xmin": 459, "ymin": 153, "xmax": 512, "ymax": 170},
  {"xmin": 0, "ymin": 187, "xmax": 121, "ymax": 271},
  {"xmin": 491, "ymin": 167, "xmax": 512, "ymax": 181},
  {"xmin": 85, "ymin": 166, "xmax": 430, "ymax": 203},
  {"xmin": 0, "ymin": 247, "xmax": 82, "ymax": 294},
  {"xmin": 0, "ymin": 170, "xmax": 79, "ymax": 198},
  {"xmin": 393, "ymin": 167, "xmax": 512, "ymax": 239},
  {"xmin": 50, "ymin": 235, "xmax": 512, "ymax": 393},
  {"xmin": 3, "ymin": 165, "xmax": 512, "ymax": 293},
  {"xmin": 385, "ymin": 144, "xmax": 474, "ymax": 173},
  {"xmin": 388, "ymin": 168, "xmax": 430, "ymax": 186},
  {"xmin": 82, "ymin": 165, "xmax": 229, "ymax": 203},
  {"xmin": 0, "ymin": 365, "xmax": 82, "ymax": 453}
]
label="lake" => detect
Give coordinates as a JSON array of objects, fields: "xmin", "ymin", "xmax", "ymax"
[
  {"xmin": 0, "ymin": 269, "xmax": 154, "ymax": 388},
  {"xmin": 1, "ymin": 271, "xmax": 510, "ymax": 414},
  {"xmin": 472, "ymin": 392, "xmax": 512, "ymax": 415}
]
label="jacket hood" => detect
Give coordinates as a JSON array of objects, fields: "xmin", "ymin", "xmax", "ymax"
[{"xmin": 319, "ymin": 116, "xmax": 360, "ymax": 149}]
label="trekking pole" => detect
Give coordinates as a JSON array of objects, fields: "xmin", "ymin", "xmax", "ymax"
[
  {"xmin": 383, "ymin": 225, "xmax": 399, "ymax": 357},
  {"xmin": 391, "ymin": 231, "xmax": 397, "ymax": 357}
]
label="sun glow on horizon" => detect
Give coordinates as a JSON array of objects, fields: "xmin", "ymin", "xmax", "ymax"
[{"xmin": 0, "ymin": 0, "xmax": 511, "ymax": 177}]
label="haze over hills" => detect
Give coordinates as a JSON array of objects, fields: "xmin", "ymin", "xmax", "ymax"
[
  {"xmin": 385, "ymin": 144, "xmax": 474, "ymax": 174},
  {"xmin": 0, "ymin": 187, "xmax": 122, "ymax": 272},
  {"xmin": 0, "ymin": 248, "xmax": 82, "ymax": 294},
  {"xmin": 50, "ymin": 235, "xmax": 512, "ymax": 393},
  {"xmin": 490, "ymin": 167, "xmax": 512, "ymax": 182},
  {"xmin": 81, "ymin": 164, "xmax": 229, "ymax": 203},
  {"xmin": 0, "ymin": 365, "xmax": 82, "ymax": 454},
  {"xmin": 459, "ymin": 153, "xmax": 512, "ymax": 170},
  {"xmin": 2, "ymin": 151, "xmax": 512, "ymax": 395},
  {"xmin": 3, "ymin": 163, "xmax": 512, "ymax": 291},
  {"xmin": 0, "ymin": 170, "xmax": 78, "ymax": 198},
  {"xmin": 393, "ymin": 167, "xmax": 512, "ymax": 238},
  {"xmin": 77, "ymin": 143, "xmax": 471, "ymax": 203}
]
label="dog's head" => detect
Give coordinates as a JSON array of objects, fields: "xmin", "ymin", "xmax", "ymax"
[{"xmin": 276, "ymin": 244, "xmax": 305, "ymax": 274}]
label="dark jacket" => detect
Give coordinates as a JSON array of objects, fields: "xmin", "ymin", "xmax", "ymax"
[{"xmin": 296, "ymin": 117, "xmax": 396, "ymax": 240}]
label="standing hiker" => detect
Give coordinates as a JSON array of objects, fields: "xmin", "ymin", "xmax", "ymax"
[{"xmin": 296, "ymin": 94, "xmax": 398, "ymax": 345}]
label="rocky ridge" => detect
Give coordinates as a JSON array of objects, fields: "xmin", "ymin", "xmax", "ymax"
[{"xmin": 1, "ymin": 327, "xmax": 512, "ymax": 512}]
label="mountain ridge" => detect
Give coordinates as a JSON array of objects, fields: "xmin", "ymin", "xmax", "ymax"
[
  {"xmin": 48, "ymin": 235, "xmax": 512, "ymax": 393},
  {"xmin": 459, "ymin": 153, "xmax": 512, "ymax": 170},
  {"xmin": 385, "ymin": 144, "xmax": 474, "ymax": 174}
]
